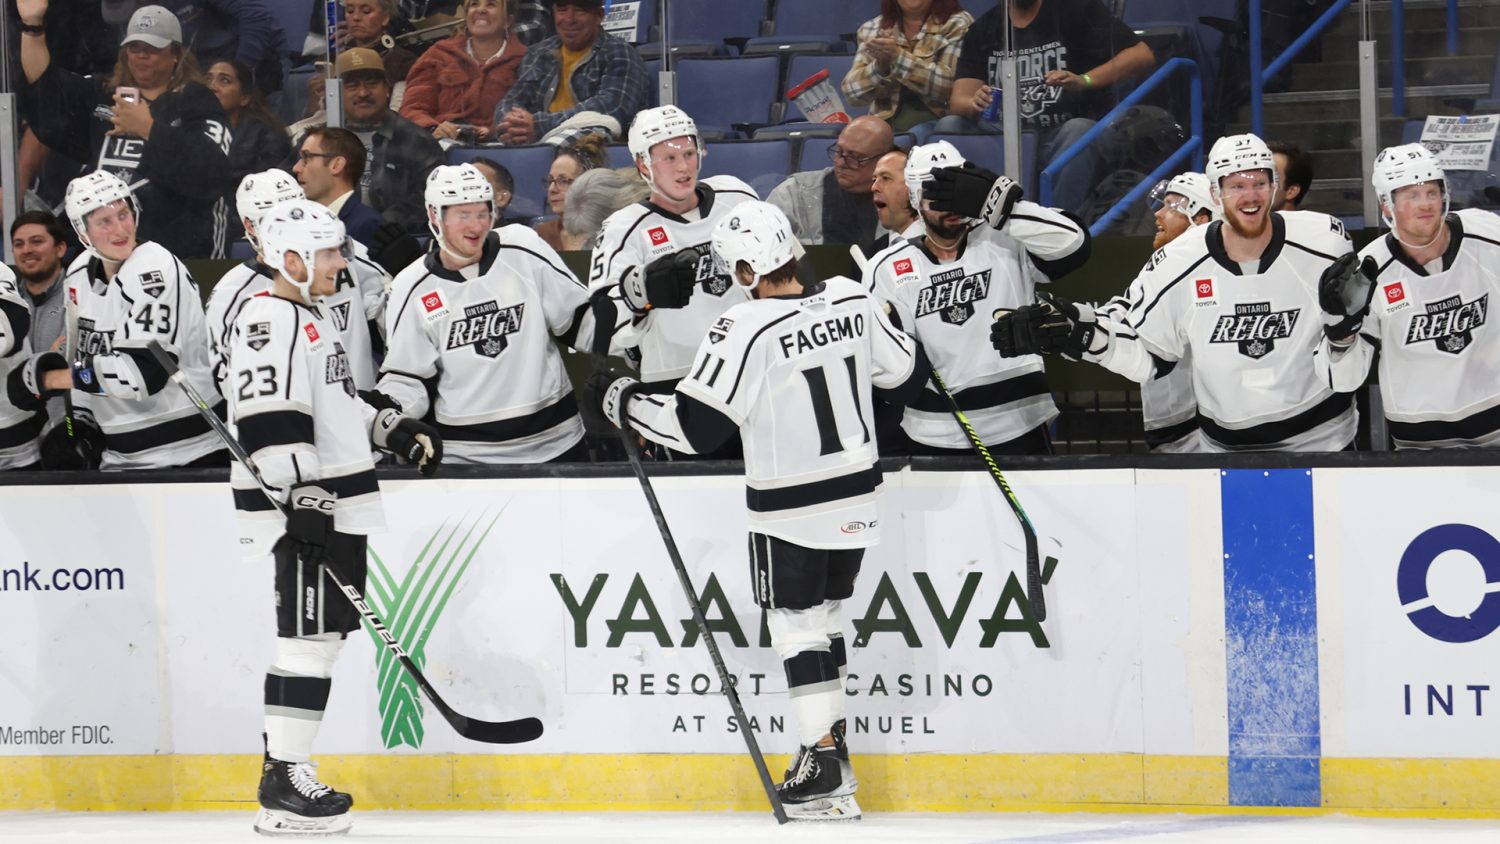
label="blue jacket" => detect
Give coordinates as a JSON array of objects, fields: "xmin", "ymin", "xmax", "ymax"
[{"xmin": 339, "ymin": 193, "xmax": 384, "ymax": 249}]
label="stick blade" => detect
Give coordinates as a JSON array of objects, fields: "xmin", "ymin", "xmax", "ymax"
[{"xmin": 449, "ymin": 714, "xmax": 545, "ymax": 744}]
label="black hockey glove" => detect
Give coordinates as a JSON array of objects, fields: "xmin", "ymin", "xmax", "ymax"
[
  {"xmin": 583, "ymin": 367, "xmax": 642, "ymax": 432},
  {"xmin": 369, "ymin": 221, "xmax": 425, "ymax": 278},
  {"xmin": 371, "ymin": 408, "xmax": 443, "ymax": 475},
  {"xmin": 275, "ymin": 483, "xmax": 337, "ymax": 566},
  {"xmin": 6, "ymin": 351, "xmax": 69, "ymax": 411},
  {"xmin": 39, "ymin": 413, "xmax": 104, "ymax": 470},
  {"xmin": 991, "ymin": 292, "xmax": 1098, "ymax": 360},
  {"xmin": 925, "ymin": 163, "xmax": 1023, "ymax": 230},
  {"xmin": 620, "ymin": 249, "xmax": 699, "ymax": 314},
  {"xmin": 357, "ymin": 389, "xmax": 402, "ymax": 414},
  {"xmin": 1318, "ymin": 252, "xmax": 1378, "ymax": 344}
]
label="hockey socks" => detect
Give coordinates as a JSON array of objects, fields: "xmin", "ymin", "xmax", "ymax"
[{"xmin": 264, "ymin": 636, "xmax": 344, "ymax": 764}]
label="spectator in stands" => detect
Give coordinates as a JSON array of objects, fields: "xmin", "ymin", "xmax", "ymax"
[
  {"xmin": 208, "ymin": 59, "xmax": 291, "ymax": 213},
  {"xmin": 293, "ymin": 127, "xmax": 384, "ymax": 247},
  {"xmin": 17, "ymin": 2, "xmax": 235, "ymax": 259},
  {"xmin": 491, "ymin": 0, "xmax": 649, "ymax": 146},
  {"xmin": 292, "ymin": 48, "xmax": 444, "ymax": 233},
  {"xmin": 469, "ymin": 157, "xmax": 516, "ymax": 219},
  {"xmin": 767, "ymin": 116, "xmax": 896, "ymax": 251},
  {"xmin": 938, "ymin": 0, "xmax": 1154, "ymax": 216},
  {"xmin": 562, "ymin": 166, "xmax": 650, "ymax": 251},
  {"xmin": 402, "ymin": 0, "xmax": 524, "ymax": 143},
  {"xmin": 1269, "ymin": 140, "xmax": 1312, "ymax": 211},
  {"xmin": 534, "ymin": 135, "xmax": 606, "ymax": 251},
  {"xmin": 843, "ymin": 0, "xmax": 974, "ymax": 132},
  {"xmin": 869, "ymin": 148, "xmax": 922, "ymax": 253},
  {"xmin": 512, "ymin": 0, "xmax": 554, "ymax": 46},
  {"xmin": 10, "ymin": 211, "xmax": 69, "ymax": 358},
  {"xmin": 308, "ymin": 0, "xmax": 419, "ymax": 117},
  {"xmin": 152, "ymin": 0, "xmax": 286, "ymax": 93}
]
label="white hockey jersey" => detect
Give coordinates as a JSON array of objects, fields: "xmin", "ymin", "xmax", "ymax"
[
  {"xmin": 63, "ymin": 242, "xmax": 221, "ymax": 468},
  {"xmin": 205, "ymin": 244, "xmax": 388, "ymax": 398},
  {"xmin": 588, "ymin": 176, "xmax": 759, "ymax": 385},
  {"xmin": 0, "ymin": 268, "xmax": 44, "ymax": 468},
  {"xmin": 1315, "ymin": 209, "xmax": 1500, "ymax": 449},
  {"xmin": 1099, "ymin": 283, "xmax": 1203, "ymax": 452},
  {"xmin": 866, "ymin": 201, "xmax": 1089, "ymax": 449},
  {"xmin": 379, "ymin": 228, "xmax": 594, "ymax": 464},
  {"xmin": 1094, "ymin": 211, "xmax": 1356, "ymax": 452},
  {"xmin": 227, "ymin": 293, "xmax": 383, "ymax": 559},
  {"xmin": 624, "ymin": 277, "xmax": 925, "ymax": 549}
]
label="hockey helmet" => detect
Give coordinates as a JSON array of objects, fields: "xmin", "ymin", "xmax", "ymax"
[
  {"xmin": 259, "ymin": 199, "xmax": 348, "ymax": 304},
  {"xmin": 236, "ymin": 169, "xmax": 306, "ymax": 250},
  {"xmin": 65, "ymin": 170, "xmax": 140, "ymax": 254},
  {"xmin": 904, "ymin": 141, "xmax": 965, "ymax": 212},
  {"xmin": 628, "ymin": 105, "xmax": 704, "ymax": 183},
  {"xmin": 711, "ymin": 200, "xmax": 797, "ymax": 297},
  {"xmin": 1205, "ymin": 133, "xmax": 1278, "ymax": 203},
  {"xmin": 425, "ymin": 163, "xmax": 495, "ymax": 259},
  {"xmin": 1149, "ymin": 171, "xmax": 1218, "ymax": 223},
  {"xmin": 1372, "ymin": 143, "xmax": 1448, "ymax": 227}
]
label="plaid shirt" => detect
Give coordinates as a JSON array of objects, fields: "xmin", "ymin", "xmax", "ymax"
[
  {"xmin": 511, "ymin": 0, "xmax": 555, "ymax": 47},
  {"xmin": 841, "ymin": 13, "xmax": 974, "ymax": 121},
  {"xmin": 494, "ymin": 30, "xmax": 649, "ymax": 140}
]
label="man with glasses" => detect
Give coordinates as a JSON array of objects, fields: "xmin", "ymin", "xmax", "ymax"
[
  {"xmin": 293, "ymin": 128, "xmax": 384, "ymax": 248},
  {"xmin": 993, "ymin": 134, "xmax": 1358, "ymax": 452},
  {"xmin": 768, "ymin": 116, "xmax": 896, "ymax": 252}
]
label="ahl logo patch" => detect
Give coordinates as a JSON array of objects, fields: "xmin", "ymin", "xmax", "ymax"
[
  {"xmin": 138, "ymin": 270, "xmax": 166, "ymax": 299},
  {"xmin": 1208, "ymin": 301, "xmax": 1300, "ymax": 359},
  {"xmin": 1404, "ymin": 292, "xmax": 1487, "ymax": 355},
  {"xmin": 914, "ymin": 266, "xmax": 991, "ymax": 326},
  {"xmin": 246, "ymin": 321, "xmax": 272, "ymax": 351},
  {"xmin": 708, "ymin": 316, "xmax": 734, "ymax": 344},
  {"xmin": 445, "ymin": 300, "xmax": 525, "ymax": 358}
]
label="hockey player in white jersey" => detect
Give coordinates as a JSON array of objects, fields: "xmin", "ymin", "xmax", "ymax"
[
  {"xmin": 585, "ymin": 202, "xmax": 929, "ymax": 821},
  {"xmin": 227, "ymin": 200, "xmax": 441, "ymax": 836},
  {"xmin": 1315, "ymin": 144, "xmax": 1500, "ymax": 448},
  {"xmin": 588, "ymin": 106, "xmax": 759, "ymax": 457},
  {"xmin": 11, "ymin": 171, "xmax": 224, "ymax": 468},
  {"xmin": 372, "ymin": 164, "xmax": 597, "ymax": 463},
  {"xmin": 0, "ymin": 264, "xmax": 47, "ymax": 468},
  {"xmin": 205, "ymin": 170, "xmax": 389, "ymax": 400},
  {"xmin": 994, "ymin": 134, "xmax": 1358, "ymax": 452},
  {"xmin": 864, "ymin": 141, "xmax": 1090, "ymax": 455}
]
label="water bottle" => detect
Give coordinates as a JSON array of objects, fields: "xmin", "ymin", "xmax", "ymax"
[{"xmin": 981, "ymin": 86, "xmax": 1001, "ymax": 124}]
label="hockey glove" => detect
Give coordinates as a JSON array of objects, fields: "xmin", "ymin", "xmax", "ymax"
[
  {"xmin": 357, "ymin": 389, "xmax": 402, "ymax": 414},
  {"xmin": 1318, "ymin": 253, "xmax": 1378, "ymax": 344},
  {"xmin": 275, "ymin": 483, "xmax": 337, "ymax": 566},
  {"xmin": 39, "ymin": 412, "xmax": 103, "ymax": 470},
  {"xmin": 583, "ymin": 368, "xmax": 642, "ymax": 431},
  {"xmin": 620, "ymin": 249, "xmax": 699, "ymax": 314},
  {"xmin": 991, "ymin": 292, "xmax": 1099, "ymax": 360},
  {"xmin": 926, "ymin": 163, "xmax": 1023, "ymax": 230},
  {"xmin": 369, "ymin": 221, "xmax": 426, "ymax": 278},
  {"xmin": 371, "ymin": 408, "xmax": 443, "ymax": 476},
  {"xmin": 7, "ymin": 351, "xmax": 69, "ymax": 410}
]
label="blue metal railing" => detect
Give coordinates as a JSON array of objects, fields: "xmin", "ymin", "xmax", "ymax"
[
  {"xmin": 1039, "ymin": 57, "xmax": 1203, "ymax": 237},
  {"xmin": 1250, "ymin": 0, "xmax": 1356, "ymax": 135}
]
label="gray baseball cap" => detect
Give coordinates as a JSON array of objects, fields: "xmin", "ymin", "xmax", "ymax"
[{"xmin": 121, "ymin": 5, "xmax": 183, "ymax": 49}]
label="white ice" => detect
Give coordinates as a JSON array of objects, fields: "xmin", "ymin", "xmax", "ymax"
[{"xmin": 1, "ymin": 811, "xmax": 1497, "ymax": 843}]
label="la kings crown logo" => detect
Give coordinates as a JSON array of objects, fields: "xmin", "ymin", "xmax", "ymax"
[
  {"xmin": 1208, "ymin": 301, "xmax": 1300, "ymax": 359},
  {"xmin": 1405, "ymin": 293, "xmax": 1487, "ymax": 354},
  {"xmin": 446, "ymin": 300, "xmax": 524, "ymax": 358},
  {"xmin": 915, "ymin": 267, "xmax": 991, "ymax": 326}
]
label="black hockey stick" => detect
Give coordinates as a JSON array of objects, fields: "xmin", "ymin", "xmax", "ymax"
[
  {"xmin": 928, "ymin": 365, "xmax": 1046, "ymax": 621},
  {"xmin": 146, "ymin": 340, "xmax": 544, "ymax": 745}
]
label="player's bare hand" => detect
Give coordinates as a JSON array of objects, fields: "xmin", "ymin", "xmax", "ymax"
[
  {"xmin": 41, "ymin": 369, "xmax": 70, "ymax": 392},
  {"xmin": 1044, "ymin": 70, "xmax": 1087, "ymax": 92},
  {"xmin": 17, "ymin": 0, "xmax": 48, "ymax": 27},
  {"xmin": 110, "ymin": 94, "xmax": 154, "ymax": 138}
]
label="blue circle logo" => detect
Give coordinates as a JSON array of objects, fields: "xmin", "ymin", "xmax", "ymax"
[{"xmin": 1397, "ymin": 523, "xmax": 1500, "ymax": 643}]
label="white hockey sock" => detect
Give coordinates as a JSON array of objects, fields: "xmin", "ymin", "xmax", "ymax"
[
  {"xmin": 265, "ymin": 635, "xmax": 344, "ymax": 764},
  {"xmin": 769, "ymin": 603, "xmax": 841, "ymax": 746}
]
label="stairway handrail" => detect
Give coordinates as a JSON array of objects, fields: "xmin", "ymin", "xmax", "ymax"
[{"xmin": 1250, "ymin": 0, "xmax": 1361, "ymax": 135}]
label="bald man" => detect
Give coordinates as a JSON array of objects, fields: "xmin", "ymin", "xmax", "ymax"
[{"xmin": 767, "ymin": 115, "xmax": 897, "ymax": 251}]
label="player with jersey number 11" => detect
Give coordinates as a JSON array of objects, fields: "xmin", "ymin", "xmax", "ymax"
[{"xmin": 584, "ymin": 200, "xmax": 930, "ymax": 822}]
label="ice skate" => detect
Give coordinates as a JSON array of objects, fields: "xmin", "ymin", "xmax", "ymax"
[
  {"xmin": 254, "ymin": 758, "xmax": 353, "ymax": 836},
  {"xmin": 778, "ymin": 721, "xmax": 860, "ymax": 822}
]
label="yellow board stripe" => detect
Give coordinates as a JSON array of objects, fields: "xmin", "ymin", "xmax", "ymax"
[{"xmin": 0, "ymin": 754, "xmax": 1496, "ymax": 817}]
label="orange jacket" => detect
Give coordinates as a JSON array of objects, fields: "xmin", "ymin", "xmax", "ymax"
[{"xmin": 400, "ymin": 33, "xmax": 525, "ymax": 130}]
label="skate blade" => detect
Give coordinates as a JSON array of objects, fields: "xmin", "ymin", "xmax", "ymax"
[
  {"xmin": 785, "ymin": 794, "xmax": 861, "ymax": 822},
  {"xmin": 254, "ymin": 808, "xmax": 352, "ymax": 837}
]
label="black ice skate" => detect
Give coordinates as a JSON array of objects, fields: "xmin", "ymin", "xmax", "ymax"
[
  {"xmin": 778, "ymin": 720, "xmax": 860, "ymax": 822},
  {"xmin": 254, "ymin": 758, "xmax": 354, "ymax": 836}
]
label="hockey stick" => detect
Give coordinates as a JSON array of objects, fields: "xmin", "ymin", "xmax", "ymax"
[{"xmin": 146, "ymin": 340, "xmax": 544, "ymax": 745}]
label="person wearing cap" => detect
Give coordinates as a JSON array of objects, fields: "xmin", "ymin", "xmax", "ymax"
[
  {"xmin": 141, "ymin": 0, "xmax": 287, "ymax": 94},
  {"xmin": 17, "ymin": 1, "xmax": 235, "ymax": 259},
  {"xmin": 307, "ymin": 0, "xmax": 419, "ymax": 116},
  {"xmin": 289, "ymin": 47, "xmax": 444, "ymax": 235},
  {"xmin": 491, "ymin": 0, "xmax": 649, "ymax": 147}
]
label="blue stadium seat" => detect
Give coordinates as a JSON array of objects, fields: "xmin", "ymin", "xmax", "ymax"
[
  {"xmin": 651, "ymin": 0, "xmax": 767, "ymax": 54},
  {"xmin": 1123, "ymin": 0, "xmax": 1236, "ymax": 104},
  {"xmin": 606, "ymin": 0, "xmax": 658, "ymax": 44},
  {"xmin": 797, "ymin": 136, "xmax": 839, "ymax": 172},
  {"xmin": 676, "ymin": 56, "xmax": 781, "ymax": 132},
  {"xmin": 606, "ymin": 145, "xmax": 636, "ymax": 169},
  {"xmin": 964, "ymin": 0, "xmax": 1002, "ymax": 17},
  {"xmin": 701, "ymin": 138, "xmax": 792, "ymax": 197},
  {"xmin": 448, "ymin": 145, "xmax": 557, "ymax": 220},
  {"xmin": 273, "ymin": 0, "xmax": 315, "ymax": 55},
  {"xmin": 229, "ymin": 239, "xmax": 257, "ymax": 261},
  {"xmin": 785, "ymin": 54, "xmax": 865, "ymax": 120},
  {"xmin": 927, "ymin": 132, "xmax": 1038, "ymax": 188},
  {"xmin": 772, "ymin": 0, "xmax": 875, "ymax": 41}
]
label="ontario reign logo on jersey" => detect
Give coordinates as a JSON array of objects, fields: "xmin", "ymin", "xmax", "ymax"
[
  {"xmin": 445, "ymin": 300, "xmax": 524, "ymax": 358},
  {"xmin": 914, "ymin": 266, "xmax": 991, "ymax": 326},
  {"xmin": 686, "ymin": 244, "xmax": 731, "ymax": 297},
  {"xmin": 75, "ymin": 317, "xmax": 113, "ymax": 357},
  {"xmin": 325, "ymin": 342, "xmax": 355, "ymax": 398},
  {"xmin": 1405, "ymin": 293, "xmax": 1488, "ymax": 354},
  {"xmin": 1208, "ymin": 301, "xmax": 1299, "ymax": 359}
]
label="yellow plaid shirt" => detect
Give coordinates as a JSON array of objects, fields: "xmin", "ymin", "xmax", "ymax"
[{"xmin": 841, "ymin": 12, "xmax": 975, "ymax": 121}]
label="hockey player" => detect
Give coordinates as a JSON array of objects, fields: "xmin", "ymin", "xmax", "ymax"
[
  {"xmin": 205, "ymin": 170, "xmax": 388, "ymax": 400},
  {"xmin": 227, "ymin": 199, "xmax": 441, "ymax": 836},
  {"xmin": 373, "ymin": 164, "xmax": 597, "ymax": 463},
  {"xmin": 0, "ymin": 264, "xmax": 45, "ymax": 469},
  {"xmin": 584, "ymin": 202, "xmax": 929, "ymax": 821},
  {"xmin": 588, "ymin": 106, "xmax": 759, "ymax": 457},
  {"xmin": 1315, "ymin": 144, "xmax": 1500, "ymax": 448},
  {"xmin": 11, "ymin": 170, "xmax": 224, "ymax": 468},
  {"xmin": 994, "ymin": 134, "xmax": 1357, "ymax": 452},
  {"xmin": 863, "ymin": 141, "xmax": 1090, "ymax": 455}
]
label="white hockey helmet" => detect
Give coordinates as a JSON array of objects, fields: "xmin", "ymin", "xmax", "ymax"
[
  {"xmin": 259, "ymin": 199, "xmax": 348, "ymax": 304},
  {"xmin": 905, "ymin": 140, "xmax": 965, "ymax": 211},
  {"xmin": 1372, "ymin": 143, "xmax": 1448, "ymax": 227},
  {"xmin": 64, "ymin": 170, "xmax": 139, "ymax": 253},
  {"xmin": 1205, "ymin": 133, "xmax": 1278, "ymax": 203},
  {"xmin": 711, "ymin": 200, "xmax": 797, "ymax": 297},
  {"xmin": 235, "ymin": 169, "xmax": 306, "ymax": 250},
  {"xmin": 1150, "ymin": 171, "xmax": 1218, "ymax": 222},
  {"xmin": 425, "ymin": 163, "xmax": 495, "ymax": 259},
  {"xmin": 628, "ymin": 105, "xmax": 704, "ymax": 182}
]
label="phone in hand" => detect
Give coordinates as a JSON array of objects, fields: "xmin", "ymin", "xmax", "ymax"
[{"xmin": 116, "ymin": 86, "xmax": 140, "ymax": 103}]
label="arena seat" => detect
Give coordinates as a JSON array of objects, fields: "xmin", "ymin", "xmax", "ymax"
[
  {"xmin": 675, "ymin": 56, "xmax": 781, "ymax": 134},
  {"xmin": 639, "ymin": 0, "xmax": 767, "ymax": 57},
  {"xmin": 448, "ymin": 145, "xmax": 556, "ymax": 220},
  {"xmin": 770, "ymin": 0, "xmax": 874, "ymax": 41},
  {"xmin": 701, "ymin": 138, "xmax": 793, "ymax": 197},
  {"xmin": 273, "ymin": 0, "xmax": 315, "ymax": 56}
]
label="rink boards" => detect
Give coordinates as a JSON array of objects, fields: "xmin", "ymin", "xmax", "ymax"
[{"xmin": 1, "ymin": 465, "xmax": 1498, "ymax": 814}]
